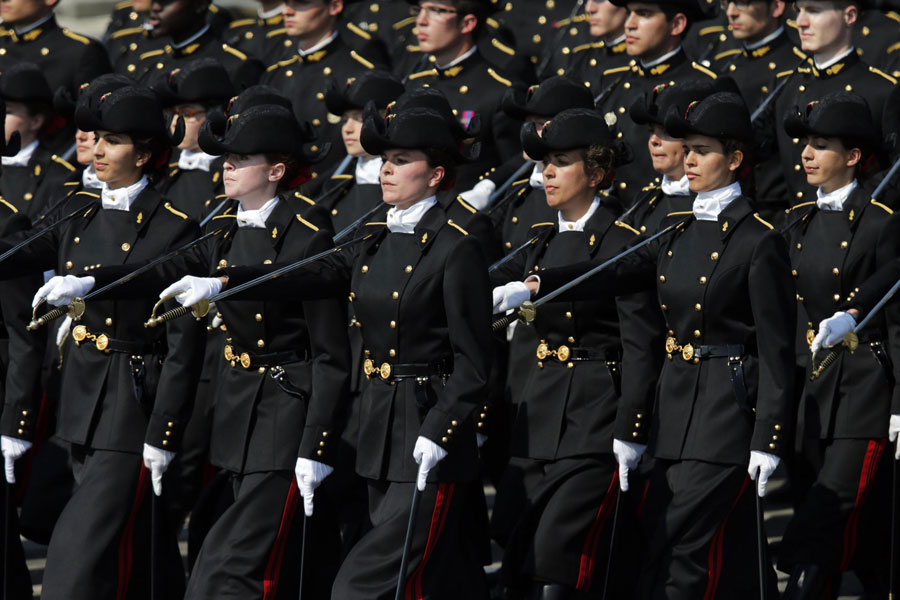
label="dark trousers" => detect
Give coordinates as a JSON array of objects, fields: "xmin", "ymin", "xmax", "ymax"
[
  {"xmin": 0, "ymin": 477, "xmax": 32, "ymax": 599},
  {"xmin": 40, "ymin": 446, "xmax": 185, "ymax": 600}
]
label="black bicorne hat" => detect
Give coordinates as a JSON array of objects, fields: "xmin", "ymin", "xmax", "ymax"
[
  {"xmin": 0, "ymin": 62, "xmax": 53, "ymax": 105},
  {"xmin": 0, "ymin": 97, "xmax": 20, "ymax": 158},
  {"xmin": 324, "ymin": 69, "xmax": 405, "ymax": 117},
  {"xmin": 198, "ymin": 104, "xmax": 328, "ymax": 165},
  {"xmin": 205, "ymin": 84, "xmax": 307, "ymax": 139},
  {"xmin": 608, "ymin": 0, "xmax": 706, "ymax": 22},
  {"xmin": 54, "ymin": 73, "xmax": 134, "ymax": 122},
  {"xmin": 630, "ymin": 77, "xmax": 739, "ymax": 126},
  {"xmin": 502, "ymin": 76, "xmax": 595, "ymax": 121},
  {"xmin": 74, "ymin": 84, "xmax": 184, "ymax": 147},
  {"xmin": 664, "ymin": 91, "xmax": 753, "ymax": 143},
  {"xmin": 151, "ymin": 57, "xmax": 236, "ymax": 108},
  {"xmin": 521, "ymin": 108, "xmax": 630, "ymax": 165},
  {"xmin": 387, "ymin": 87, "xmax": 481, "ymax": 140},
  {"xmin": 783, "ymin": 92, "xmax": 881, "ymax": 151},
  {"xmin": 360, "ymin": 104, "xmax": 480, "ymax": 163}
]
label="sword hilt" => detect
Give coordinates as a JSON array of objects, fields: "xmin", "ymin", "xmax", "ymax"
[
  {"xmin": 27, "ymin": 297, "xmax": 86, "ymax": 331},
  {"xmin": 491, "ymin": 300, "xmax": 537, "ymax": 332},
  {"xmin": 144, "ymin": 295, "xmax": 210, "ymax": 328},
  {"xmin": 145, "ymin": 304, "xmax": 191, "ymax": 328},
  {"xmin": 809, "ymin": 331, "xmax": 859, "ymax": 381}
]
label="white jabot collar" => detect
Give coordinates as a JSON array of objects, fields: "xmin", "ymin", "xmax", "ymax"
[
  {"xmin": 745, "ymin": 26, "xmax": 784, "ymax": 50},
  {"xmin": 101, "ymin": 175, "xmax": 149, "ymax": 212},
  {"xmin": 355, "ymin": 155, "xmax": 383, "ymax": 185},
  {"xmin": 81, "ymin": 164, "xmax": 102, "ymax": 189},
  {"xmin": 529, "ymin": 162, "xmax": 544, "ymax": 189},
  {"xmin": 258, "ymin": 4, "xmax": 283, "ymax": 18},
  {"xmin": 641, "ymin": 46, "xmax": 681, "ymax": 68},
  {"xmin": 299, "ymin": 31, "xmax": 338, "ymax": 56},
  {"xmin": 816, "ymin": 179, "xmax": 857, "ymax": 212},
  {"xmin": 693, "ymin": 181, "xmax": 742, "ymax": 221},
  {"xmin": 177, "ymin": 149, "xmax": 217, "ymax": 172},
  {"xmin": 14, "ymin": 13, "xmax": 52, "ymax": 35},
  {"xmin": 437, "ymin": 45, "xmax": 478, "ymax": 69},
  {"xmin": 1, "ymin": 140, "xmax": 38, "ymax": 167},
  {"xmin": 661, "ymin": 174, "xmax": 690, "ymax": 196},
  {"xmin": 172, "ymin": 24, "xmax": 210, "ymax": 49},
  {"xmin": 386, "ymin": 196, "xmax": 437, "ymax": 234},
  {"xmin": 558, "ymin": 197, "xmax": 600, "ymax": 232},
  {"xmin": 237, "ymin": 197, "xmax": 279, "ymax": 228},
  {"xmin": 814, "ymin": 46, "xmax": 854, "ymax": 70}
]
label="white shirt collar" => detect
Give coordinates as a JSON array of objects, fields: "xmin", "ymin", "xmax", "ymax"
[
  {"xmin": 693, "ymin": 181, "xmax": 742, "ymax": 221},
  {"xmin": 236, "ymin": 197, "xmax": 279, "ymax": 228},
  {"xmin": 81, "ymin": 164, "xmax": 102, "ymax": 189},
  {"xmin": 177, "ymin": 149, "xmax": 217, "ymax": 172},
  {"xmin": 745, "ymin": 26, "xmax": 784, "ymax": 50},
  {"xmin": 14, "ymin": 13, "xmax": 52, "ymax": 35},
  {"xmin": 816, "ymin": 179, "xmax": 857, "ymax": 212},
  {"xmin": 171, "ymin": 24, "xmax": 210, "ymax": 49},
  {"xmin": 354, "ymin": 155, "xmax": 383, "ymax": 185},
  {"xmin": 437, "ymin": 45, "xmax": 478, "ymax": 69},
  {"xmin": 558, "ymin": 197, "xmax": 601, "ymax": 232},
  {"xmin": 386, "ymin": 196, "xmax": 437, "ymax": 234},
  {"xmin": 529, "ymin": 162, "xmax": 544, "ymax": 189},
  {"xmin": 298, "ymin": 31, "xmax": 338, "ymax": 56},
  {"xmin": 258, "ymin": 4, "xmax": 283, "ymax": 19},
  {"xmin": 101, "ymin": 175, "xmax": 149, "ymax": 212},
  {"xmin": 661, "ymin": 174, "xmax": 690, "ymax": 196},
  {"xmin": 641, "ymin": 45, "xmax": 681, "ymax": 68},
  {"xmin": 814, "ymin": 46, "xmax": 854, "ymax": 70},
  {"xmin": 1, "ymin": 140, "xmax": 38, "ymax": 167}
]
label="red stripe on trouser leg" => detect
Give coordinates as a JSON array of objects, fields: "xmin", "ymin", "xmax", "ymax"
[
  {"xmin": 575, "ymin": 470, "xmax": 619, "ymax": 591},
  {"xmin": 839, "ymin": 439, "xmax": 886, "ymax": 571},
  {"xmin": 403, "ymin": 482, "xmax": 456, "ymax": 600},
  {"xmin": 116, "ymin": 465, "xmax": 151, "ymax": 600},
  {"xmin": 263, "ymin": 481, "xmax": 301, "ymax": 600},
  {"xmin": 702, "ymin": 475, "xmax": 750, "ymax": 600}
]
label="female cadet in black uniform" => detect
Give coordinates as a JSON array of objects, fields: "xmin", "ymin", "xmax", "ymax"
[
  {"xmin": 0, "ymin": 83, "xmax": 204, "ymax": 600},
  {"xmin": 776, "ymin": 93, "xmax": 900, "ymax": 600},
  {"xmin": 488, "ymin": 108, "xmax": 652, "ymax": 599},
  {"xmin": 515, "ymin": 92, "xmax": 796, "ymax": 598},
  {"xmin": 161, "ymin": 105, "xmax": 494, "ymax": 600}
]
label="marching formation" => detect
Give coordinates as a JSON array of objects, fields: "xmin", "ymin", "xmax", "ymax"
[{"xmin": 0, "ymin": 0, "xmax": 898, "ymax": 598}]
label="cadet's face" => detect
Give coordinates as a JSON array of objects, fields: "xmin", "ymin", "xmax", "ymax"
[
  {"xmin": 624, "ymin": 4, "xmax": 672, "ymax": 57},
  {"xmin": 75, "ymin": 129, "xmax": 95, "ymax": 166},
  {"xmin": 586, "ymin": 0, "xmax": 627, "ymax": 38},
  {"xmin": 800, "ymin": 135, "xmax": 859, "ymax": 192},
  {"xmin": 171, "ymin": 103, "xmax": 207, "ymax": 152},
  {"xmin": 148, "ymin": 0, "xmax": 206, "ymax": 37},
  {"xmin": 4, "ymin": 101, "xmax": 43, "ymax": 146},
  {"xmin": 283, "ymin": 0, "xmax": 341, "ymax": 39},
  {"xmin": 542, "ymin": 150, "xmax": 603, "ymax": 209},
  {"xmin": 132, "ymin": 0, "xmax": 152, "ymax": 11},
  {"xmin": 222, "ymin": 153, "xmax": 279, "ymax": 199},
  {"xmin": 0, "ymin": 0, "xmax": 52, "ymax": 26},
  {"xmin": 341, "ymin": 109, "xmax": 365, "ymax": 156},
  {"xmin": 683, "ymin": 134, "xmax": 740, "ymax": 192},
  {"xmin": 648, "ymin": 124, "xmax": 684, "ymax": 176},
  {"xmin": 724, "ymin": 0, "xmax": 782, "ymax": 41},
  {"xmin": 380, "ymin": 148, "xmax": 443, "ymax": 210},
  {"xmin": 795, "ymin": 1, "xmax": 853, "ymax": 53},
  {"xmin": 93, "ymin": 130, "xmax": 149, "ymax": 189},
  {"xmin": 415, "ymin": 1, "xmax": 467, "ymax": 55}
]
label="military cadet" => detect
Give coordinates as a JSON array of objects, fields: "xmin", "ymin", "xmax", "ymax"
[
  {"xmin": 0, "ymin": 83, "xmax": 205, "ymax": 600},
  {"xmin": 772, "ymin": 0, "xmax": 896, "ymax": 208},
  {"xmin": 561, "ymin": 0, "xmax": 630, "ymax": 93},
  {"xmin": 597, "ymin": 0, "xmax": 717, "ymax": 206},
  {"xmin": 0, "ymin": 63, "xmax": 77, "ymax": 221},
  {"xmin": 851, "ymin": 2, "xmax": 900, "ymax": 77},
  {"xmin": 776, "ymin": 93, "xmax": 898, "ymax": 599},
  {"xmin": 489, "ymin": 108, "xmax": 646, "ymax": 599},
  {"xmin": 223, "ymin": 0, "xmax": 288, "ymax": 62},
  {"xmin": 519, "ymin": 92, "xmax": 794, "ymax": 598},
  {"xmin": 104, "ymin": 0, "xmax": 232, "ymax": 44},
  {"xmin": 683, "ymin": 5, "xmax": 742, "ymax": 64}
]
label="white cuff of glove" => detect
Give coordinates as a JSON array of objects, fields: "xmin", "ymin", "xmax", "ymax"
[
  {"xmin": 295, "ymin": 457, "xmax": 334, "ymax": 517},
  {"xmin": 748, "ymin": 450, "xmax": 780, "ymax": 497},
  {"xmin": 492, "ymin": 281, "xmax": 531, "ymax": 314},
  {"xmin": 159, "ymin": 275, "xmax": 222, "ymax": 307},
  {"xmin": 143, "ymin": 443, "xmax": 175, "ymax": 497},
  {"xmin": 33, "ymin": 275, "xmax": 95, "ymax": 308},
  {"xmin": 613, "ymin": 439, "xmax": 646, "ymax": 492},
  {"xmin": 888, "ymin": 414, "xmax": 900, "ymax": 460},
  {"xmin": 1, "ymin": 435, "xmax": 32, "ymax": 485},
  {"xmin": 413, "ymin": 436, "xmax": 448, "ymax": 491},
  {"xmin": 811, "ymin": 311, "xmax": 856, "ymax": 354},
  {"xmin": 459, "ymin": 180, "xmax": 497, "ymax": 211}
]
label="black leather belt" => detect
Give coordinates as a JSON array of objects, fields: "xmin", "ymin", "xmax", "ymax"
[
  {"xmin": 363, "ymin": 357, "xmax": 452, "ymax": 382},
  {"xmin": 224, "ymin": 345, "xmax": 307, "ymax": 369},
  {"xmin": 666, "ymin": 337, "xmax": 753, "ymax": 417},
  {"xmin": 695, "ymin": 344, "xmax": 745, "ymax": 359},
  {"xmin": 536, "ymin": 340, "xmax": 621, "ymax": 363}
]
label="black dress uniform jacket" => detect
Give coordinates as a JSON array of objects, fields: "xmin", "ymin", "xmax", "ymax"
[
  {"xmin": 619, "ymin": 179, "xmax": 694, "ymax": 235},
  {"xmin": 224, "ymin": 11, "xmax": 286, "ymax": 61},
  {"xmin": 562, "ymin": 37, "xmax": 630, "ymax": 95},
  {"xmin": 495, "ymin": 177, "xmax": 558, "ymax": 254},
  {"xmin": 157, "ymin": 150, "xmax": 226, "ymax": 222},
  {"xmin": 0, "ymin": 145, "xmax": 77, "ymax": 222}
]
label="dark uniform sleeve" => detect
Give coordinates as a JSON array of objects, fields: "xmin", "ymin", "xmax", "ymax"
[{"xmin": 849, "ymin": 256, "xmax": 900, "ymax": 319}]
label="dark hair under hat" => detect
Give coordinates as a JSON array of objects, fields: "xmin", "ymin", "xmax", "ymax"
[
  {"xmin": 74, "ymin": 84, "xmax": 183, "ymax": 147},
  {"xmin": 324, "ymin": 70, "xmax": 405, "ymax": 117},
  {"xmin": 0, "ymin": 97, "xmax": 21, "ymax": 158},
  {"xmin": 521, "ymin": 108, "xmax": 624, "ymax": 162},
  {"xmin": 0, "ymin": 62, "xmax": 52, "ymax": 105},
  {"xmin": 502, "ymin": 76, "xmax": 595, "ymax": 121},
  {"xmin": 151, "ymin": 57, "xmax": 236, "ymax": 108},
  {"xmin": 630, "ymin": 78, "xmax": 739, "ymax": 127},
  {"xmin": 360, "ymin": 104, "xmax": 479, "ymax": 163},
  {"xmin": 388, "ymin": 87, "xmax": 480, "ymax": 140},
  {"xmin": 608, "ymin": 0, "xmax": 706, "ymax": 22},
  {"xmin": 783, "ymin": 92, "xmax": 881, "ymax": 150},
  {"xmin": 664, "ymin": 91, "xmax": 753, "ymax": 143}
]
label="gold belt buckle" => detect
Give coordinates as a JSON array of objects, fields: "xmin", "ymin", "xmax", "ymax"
[
  {"xmin": 72, "ymin": 324, "xmax": 88, "ymax": 342},
  {"xmin": 363, "ymin": 358, "xmax": 376, "ymax": 377},
  {"xmin": 681, "ymin": 343, "xmax": 694, "ymax": 361},
  {"xmin": 556, "ymin": 345, "xmax": 570, "ymax": 362},
  {"xmin": 379, "ymin": 362, "xmax": 392, "ymax": 380},
  {"xmin": 224, "ymin": 344, "xmax": 235, "ymax": 361},
  {"xmin": 536, "ymin": 341, "xmax": 550, "ymax": 360},
  {"xmin": 665, "ymin": 336, "xmax": 678, "ymax": 354},
  {"xmin": 240, "ymin": 352, "xmax": 251, "ymax": 369},
  {"xmin": 95, "ymin": 334, "xmax": 109, "ymax": 352},
  {"xmin": 806, "ymin": 329, "xmax": 816, "ymax": 348}
]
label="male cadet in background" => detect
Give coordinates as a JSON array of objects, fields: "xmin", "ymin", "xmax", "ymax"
[
  {"xmin": 224, "ymin": 0, "xmax": 288, "ymax": 62},
  {"xmin": 560, "ymin": 0, "xmax": 630, "ymax": 92},
  {"xmin": 772, "ymin": 0, "xmax": 895, "ymax": 207},
  {"xmin": 595, "ymin": 0, "xmax": 717, "ymax": 206}
]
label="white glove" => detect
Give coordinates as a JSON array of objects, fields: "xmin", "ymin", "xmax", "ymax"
[
  {"xmin": 458, "ymin": 179, "xmax": 497, "ymax": 211},
  {"xmin": 159, "ymin": 275, "xmax": 222, "ymax": 307},
  {"xmin": 143, "ymin": 443, "xmax": 175, "ymax": 496},
  {"xmin": 1, "ymin": 436, "xmax": 32, "ymax": 484},
  {"xmin": 57, "ymin": 315, "xmax": 73, "ymax": 347},
  {"xmin": 32, "ymin": 275, "xmax": 95, "ymax": 308},
  {"xmin": 748, "ymin": 450, "xmax": 780, "ymax": 497},
  {"xmin": 476, "ymin": 433, "xmax": 487, "ymax": 448},
  {"xmin": 294, "ymin": 457, "xmax": 334, "ymax": 517},
  {"xmin": 811, "ymin": 311, "xmax": 856, "ymax": 354},
  {"xmin": 492, "ymin": 281, "xmax": 531, "ymax": 314},
  {"xmin": 613, "ymin": 439, "xmax": 646, "ymax": 492},
  {"xmin": 889, "ymin": 414, "xmax": 900, "ymax": 460},
  {"xmin": 413, "ymin": 436, "xmax": 448, "ymax": 491}
]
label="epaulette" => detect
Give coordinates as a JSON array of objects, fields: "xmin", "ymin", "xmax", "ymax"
[
  {"xmin": 602, "ymin": 64, "xmax": 631, "ymax": 76},
  {"xmin": 869, "ymin": 66, "xmax": 897, "ymax": 83},
  {"xmin": 214, "ymin": 193, "xmax": 227, "ymax": 200},
  {"xmin": 164, "ymin": 202, "xmax": 188, "ymax": 219},
  {"xmin": 294, "ymin": 192, "xmax": 316, "ymax": 206},
  {"xmin": 491, "ymin": 38, "xmax": 515, "ymax": 56},
  {"xmin": 0, "ymin": 196, "xmax": 17, "ymax": 213},
  {"xmin": 666, "ymin": 210, "xmax": 693, "ymax": 217},
  {"xmin": 714, "ymin": 48, "xmax": 742, "ymax": 61},
  {"xmin": 62, "ymin": 29, "xmax": 90, "ymax": 45},
  {"xmin": 115, "ymin": 0, "xmax": 133, "ymax": 10},
  {"xmin": 266, "ymin": 27, "xmax": 287, "ymax": 38},
  {"xmin": 296, "ymin": 214, "xmax": 320, "ymax": 231},
  {"xmin": 393, "ymin": 16, "xmax": 417, "ymax": 30},
  {"xmin": 457, "ymin": 196, "xmax": 477, "ymax": 214},
  {"xmin": 75, "ymin": 190, "xmax": 100, "ymax": 199},
  {"xmin": 572, "ymin": 42, "xmax": 596, "ymax": 54},
  {"xmin": 266, "ymin": 55, "xmax": 299, "ymax": 72},
  {"xmin": 408, "ymin": 68, "xmax": 439, "ymax": 80},
  {"xmin": 365, "ymin": 221, "xmax": 387, "ymax": 226},
  {"xmin": 614, "ymin": 220, "xmax": 640, "ymax": 235},
  {"xmin": 140, "ymin": 48, "xmax": 166, "ymax": 60},
  {"xmin": 447, "ymin": 220, "xmax": 468, "ymax": 235},
  {"xmin": 776, "ymin": 69, "xmax": 794, "ymax": 78},
  {"xmin": 512, "ymin": 177, "xmax": 530, "ymax": 187},
  {"xmin": 222, "ymin": 44, "xmax": 248, "ymax": 60},
  {"xmin": 691, "ymin": 62, "xmax": 718, "ymax": 79},
  {"xmin": 790, "ymin": 201, "xmax": 816, "ymax": 211},
  {"xmin": 110, "ymin": 26, "xmax": 144, "ymax": 40},
  {"xmin": 871, "ymin": 199, "xmax": 894, "ymax": 214},
  {"xmin": 51, "ymin": 154, "xmax": 76, "ymax": 172},
  {"xmin": 487, "ymin": 68, "xmax": 512, "ymax": 86},
  {"xmin": 753, "ymin": 213, "xmax": 774, "ymax": 229},
  {"xmin": 346, "ymin": 22, "xmax": 371, "ymax": 40},
  {"xmin": 351, "ymin": 50, "xmax": 375, "ymax": 69},
  {"xmin": 330, "ymin": 174, "xmax": 353, "ymax": 180},
  {"xmin": 212, "ymin": 213, "xmax": 236, "ymax": 220},
  {"xmin": 63, "ymin": 181, "xmax": 79, "ymax": 187},
  {"xmin": 228, "ymin": 18, "xmax": 256, "ymax": 29},
  {"xmin": 792, "ymin": 47, "xmax": 808, "ymax": 60},
  {"xmin": 531, "ymin": 222, "xmax": 554, "ymax": 228},
  {"xmin": 887, "ymin": 10, "xmax": 900, "ymax": 22},
  {"xmin": 699, "ymin": 25, "xmax": 726, "ymax": 36}
]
